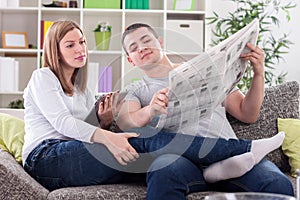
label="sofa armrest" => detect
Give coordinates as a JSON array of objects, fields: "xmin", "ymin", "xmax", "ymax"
[
  {"xmin": 0, "ymin": 149, "xmax": 49, "ymax": 200},
  {"xmin": 228, "ymin": 81, "xmax": 300, "ymax": 172}
]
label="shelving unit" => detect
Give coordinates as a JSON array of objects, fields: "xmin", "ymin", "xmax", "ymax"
[{"xmin": 0, "ymin": 0, "xmax": 208, "ymax": 107}]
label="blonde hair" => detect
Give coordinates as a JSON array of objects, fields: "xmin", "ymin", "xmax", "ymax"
[{"xmin": 43, "ymin": 20, "xmax": 88, "ymax": 94}]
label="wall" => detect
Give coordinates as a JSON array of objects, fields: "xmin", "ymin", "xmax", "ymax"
[{"xmin": 207, "ymin": 0, "xmax": 300, "ymax": 83}]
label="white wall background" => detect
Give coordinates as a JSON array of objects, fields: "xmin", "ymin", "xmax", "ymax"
[{"xmin": 207, "ymin": 0, "xmax": 300, "ymax": 83}]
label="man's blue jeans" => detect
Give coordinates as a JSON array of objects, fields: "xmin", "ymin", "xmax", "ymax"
[{"xmin": 146, "ymin": 154, "xmax": 294, "ymax": 200}]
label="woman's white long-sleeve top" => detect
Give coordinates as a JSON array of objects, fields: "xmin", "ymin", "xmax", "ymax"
[{"xmin": 22, "ymin": 67, "xmax": 97, "ymax": 165}]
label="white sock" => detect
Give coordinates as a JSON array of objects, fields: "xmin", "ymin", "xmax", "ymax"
[
  {"xmin": 203, "ymin": 152, "xmax": 255, "ymax": 183},
  {"xmin": 251, "ymin": 131, "xmax": 285, "ymax": 164}
]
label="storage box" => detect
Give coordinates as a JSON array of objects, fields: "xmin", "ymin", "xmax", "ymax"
[
  {"xmin": 84, "ymin": 0, "xmax": 121, "ymax": 9},
  {"xmin": 166, "ymin": 19, "xmax": 204, "ymax": 53}
]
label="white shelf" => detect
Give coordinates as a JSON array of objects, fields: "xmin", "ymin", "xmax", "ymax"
[
  {"xmin": 0, "ymin": 0, "xmax": 208, "ymax": 108},
  {"xmin": 0, "ymin": 7, "xmax": 38, "ymax": 12},
  {"xmin": 88, "ymin": 50, "xmax": 122, "ymax": 55},
  {"xmin": 0, "ymin": 49, "xmax": 38, "ymax": 53},
  {"xmin": 0, "ymin": 91, "xmax": 23, "ymax": 95}
]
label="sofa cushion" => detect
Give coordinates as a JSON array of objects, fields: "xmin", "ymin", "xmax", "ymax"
[
  {"xmin": 227, "ymin": 81, "xmax": 299, "ymax": 172},
  {"xmin": 0, "ymin": 149, "xmax": 49, "ymax": 200},
  {"xmin": 47, "ymin": 183, "xmax": 213, "ymax": 200},
  {"xmin": 0, "ymin": 113, "xmax": 25, "ymax": 163},
  {"xmin": 278, "ymin": 118, "xmax": 300, "ymax": 177},
  {"xmin": 47, "ymin": 184, "xmax": 147, "ymax": 200}
]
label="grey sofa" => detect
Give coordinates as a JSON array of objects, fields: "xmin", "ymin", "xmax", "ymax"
[{"xmin": 0, "ymin": 81, "xmax": 299, "ymax": 200}]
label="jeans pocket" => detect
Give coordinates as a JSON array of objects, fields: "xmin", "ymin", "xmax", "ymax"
[{"xmin": 36, "ymin": 176, "xmax": 67, "ymax": 191}]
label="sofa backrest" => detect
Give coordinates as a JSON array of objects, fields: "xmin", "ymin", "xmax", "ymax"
[
  {"xmin": 1, "ymin": 82, "xmax": 299, "ymax": 172},
  {"xmin": 227, "ymin": 81, "xmax": 300, "ymax": 172},
  {"xmin": 0, "ymin": 108, "xmax": 24, "ymax": 120}
]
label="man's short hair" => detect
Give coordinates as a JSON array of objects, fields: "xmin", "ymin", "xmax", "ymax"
[{"xmin": 121, "ymin": 23, "xmax": 159, "ymax": 55}]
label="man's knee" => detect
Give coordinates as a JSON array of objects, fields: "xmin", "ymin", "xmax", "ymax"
[{"xmin": 264, "ymin": 174, "xmax": 294, "ymax": 196}]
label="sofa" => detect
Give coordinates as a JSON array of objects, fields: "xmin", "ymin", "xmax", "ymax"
[{"xmin": 0, "ymin": 81, "xmax": 299, "ymax": 200}]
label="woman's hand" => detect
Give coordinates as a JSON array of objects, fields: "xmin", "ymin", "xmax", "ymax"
[
  {"xmin": 98, "ymin": 92, "xmax": 124, "ymax": 129},
  {"xmin": 97, "ymin": 93, "xmax": 113, "ymax": 129},
  {"xmin": 111, "ymin": 91, "xmax": 125, "ymax": 117},
  {"xmin": 91, "ymin": 129, "xmax": 139, "ymax": 165}
]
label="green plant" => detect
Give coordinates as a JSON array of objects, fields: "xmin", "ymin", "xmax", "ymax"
[
  {"xmin": 8, "ymin": 99, "xmax": 24, "ymax": 109},
  {"xmin": 207, "ymin": 0, "xmax": 296, "ymax": 92},
  {"xmin": 93, "ymin": 22, "xmax": 111, "ymax": 32}
]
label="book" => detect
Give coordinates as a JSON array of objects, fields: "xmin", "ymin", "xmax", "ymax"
[
  {"xmin": 143, "ymin": 0, "xmax": 149, "ymax": 9},
  {"xmin": 87, "ymin": 62, "xmax": 99, "ymax": 93},
  {"xmin": 125, "ymin": 0, "xmax": 131, "ymax": 9},
  {"xmin": 130, "ymin": 0, "xmax": 137, "ymax": 9},
  {"xmin": 40, "ymin": 20, "xmax": 54, "ymax": 49},
  {"xmin": 98, "ymin": 66, "xmax": 112, "ymax": 93},
  {"xmin": 0, "ymin": 57, "xmax": 19, "ymax": 92},
  {"xmin": 40, "ymin": 20, "xmax": 44, "ymax": 49},
  {"xmin": 137, "ymin": 0, "xmax": 143, "ymax": 9}
]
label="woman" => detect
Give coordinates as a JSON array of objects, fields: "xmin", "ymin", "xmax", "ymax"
[{"xmin": 22, "ymin": 20, "xmax": 284, "ymax": 193}]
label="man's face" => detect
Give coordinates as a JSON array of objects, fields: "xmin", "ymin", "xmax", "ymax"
[{"xmin": 123, "ymin": 27, "xmax": 164, "ymax": 67}]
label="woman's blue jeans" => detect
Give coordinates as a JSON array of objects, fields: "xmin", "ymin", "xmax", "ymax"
[{"xmin": 24, "ymin": 130, "xmax": 251, "ymax": 190}]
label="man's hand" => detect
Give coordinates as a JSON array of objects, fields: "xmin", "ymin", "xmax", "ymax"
[
  {"xmin": 240, "ymin": 43, "xmax": 265, "ymax": 76},
  {"xmin": 148, "ymin": 87, "xmax": 169, "ymax": 118}
]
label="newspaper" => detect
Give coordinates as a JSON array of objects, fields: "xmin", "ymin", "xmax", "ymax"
[{"xmin": 156, "ymin": 18, "xmax": 259, "ymax": 133}]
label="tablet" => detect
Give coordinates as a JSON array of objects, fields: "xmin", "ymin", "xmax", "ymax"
[
  {"xmin": 84, "ymin": 92, "xmax": 127, "ymax": 126},
  {"xmin": 84, "ymin": 95, "xmax": 104, "ymax": 126}
]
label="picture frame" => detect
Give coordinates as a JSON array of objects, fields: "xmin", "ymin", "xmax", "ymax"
[
  {"xmin": 2, "ymin": 31, "xmax": 28, "ymax": 48},
  {"xmin": 173, "ymin": 0, "xmax": 194, "ymax": 10}
]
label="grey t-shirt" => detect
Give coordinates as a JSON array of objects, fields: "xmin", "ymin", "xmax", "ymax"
[{"xmin": 122, "ymin": 75, "xmax": 237, "ymax": 139}]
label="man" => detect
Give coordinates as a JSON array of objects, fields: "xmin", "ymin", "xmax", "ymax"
[{"xmin": 116, "ymin": 23, "xmax": 294, "ymax": 199}]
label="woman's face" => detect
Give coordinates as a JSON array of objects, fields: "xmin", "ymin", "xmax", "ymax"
[{"xmin": 59, "ymin": 28, "xmax": 87, "ymax": 71}]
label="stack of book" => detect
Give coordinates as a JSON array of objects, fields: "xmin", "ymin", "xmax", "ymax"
[
  {"xmin": 40, "ymin": 20, "xmax": 54, "ymax": 49},
  {"xmin": 0, "ymin": 57, "xmax": 19, "ymax": 92},
  {"xmin": 125, "ymin": 0, "xmax": 149, "ymax": 9},
  {"xmin": 87, "ymin": 62, "xmax": 112, "ymax": 94}
]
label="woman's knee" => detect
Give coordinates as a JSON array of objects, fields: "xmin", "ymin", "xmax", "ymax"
[
  {"xmin": 147, "ymin": 154, "xmax": 205, "ymax": 186},
  {"xmin": 147, "ymin": 154, "xmax": 181, "ymax": 181}
]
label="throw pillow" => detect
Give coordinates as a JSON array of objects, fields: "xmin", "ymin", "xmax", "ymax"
[
  {"xmin": 0, "ymin": 113, "xmax": 25, "ymax": 163},
  {"xmin": 277, "ymin": 118, "xmax": 300, "ymax": 177}
]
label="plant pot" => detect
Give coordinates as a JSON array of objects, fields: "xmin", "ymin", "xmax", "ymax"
[{"xmin": 94, "ymin": 31, "xmax": 111, "ymax": 50}]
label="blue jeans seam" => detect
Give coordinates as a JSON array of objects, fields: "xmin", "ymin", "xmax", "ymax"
[
  {"xmin": 186, "ymin": 180, "xmax": 207, "ymax": 194},
  {"xmin": 226, "ymin": 180, "xmax": 251, "ymax": 191}
]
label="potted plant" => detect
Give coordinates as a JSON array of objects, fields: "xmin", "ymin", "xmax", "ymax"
[
  {"xmin": 207, "ymin": 0, "xmax": 296, "ymax": 92},
  {"xmin": 93, "ymin": 22, "xmax": 112, "ymax": 50},
  {"xmin": 8, "ymin": 99, "xmax": 24, "ymax": 109}
]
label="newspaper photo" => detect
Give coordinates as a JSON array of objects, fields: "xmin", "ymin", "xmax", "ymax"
[{"xmin": 156, "ymin": 18, "xmax": 259, "ymax": 133}]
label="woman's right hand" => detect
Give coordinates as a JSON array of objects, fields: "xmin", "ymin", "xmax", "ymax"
[
  {"xmin": 91, "ymin": 128, "xmax": 139, "ymax": 165},
  {"xmin": 98, "ymin": 92, "xmax": 124, "ymax": 130}
]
